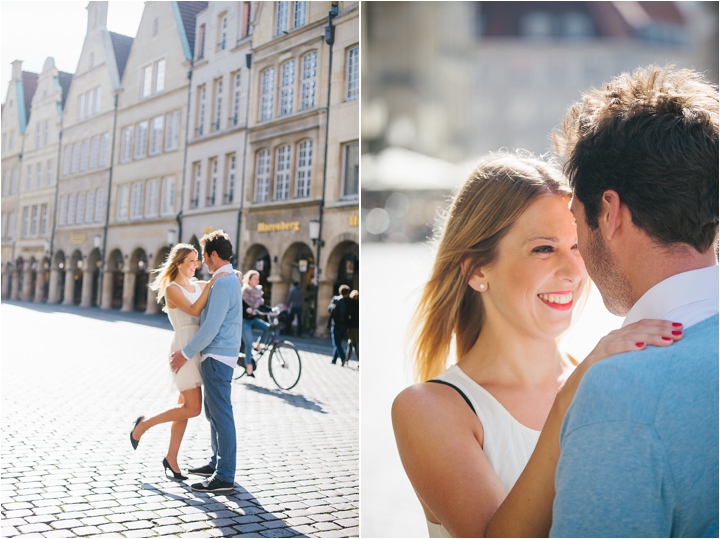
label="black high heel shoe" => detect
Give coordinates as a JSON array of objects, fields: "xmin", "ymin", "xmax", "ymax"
[
  {"xmin": 163, "ymin": 458, "xmax": 188, "ymax": 481},
  {"xmin": 130, "ymin": 416, "xmax": 143, "ymax": 450}
]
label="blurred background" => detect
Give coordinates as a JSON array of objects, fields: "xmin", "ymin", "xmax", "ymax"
[{"xmin": 360, "ymin": 2, "xmax": 719, "ymax": 537}]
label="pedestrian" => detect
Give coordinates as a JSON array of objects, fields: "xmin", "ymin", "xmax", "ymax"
[
  {"xmin": 328, "ymin": 284, "xmax": 350, "ymax": 366},
  {"xmin": 169, "ymin": 230, "xmax": 243, "ymax": 493},
  {"xmin": 347, "ymin": 290, "xmax": 359, "ymax": 362},
  {"xmin": 130, "ymin": 243, "xmax": 231, "ymax": 480},
  {"xmin": 286, "ymin": 281, "xmax": 304, "ymax": 336}
]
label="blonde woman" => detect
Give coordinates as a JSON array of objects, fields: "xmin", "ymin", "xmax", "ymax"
[
  {"xmin": 130, "ymin": 243, "xmax": 230, "ymax": 480},
  {"xmin": 392, "ymin": 154, "xmax": 682, "ymax": 537},
  {"xmin": 241, "ymin": 270, "xmax": 270, "ymax": 376}
]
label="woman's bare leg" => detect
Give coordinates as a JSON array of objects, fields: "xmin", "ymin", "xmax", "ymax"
[
  {"xmin": 165, "ymin": 394, "xmax": 189, "ymax": 471},
  {"xmin": 132, "ymin": 386, "xmax": 202, "ymax": 451}
]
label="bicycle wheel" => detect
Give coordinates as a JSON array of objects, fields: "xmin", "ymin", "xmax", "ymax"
[{"xmin": 268, "ymin": 341, "xmax": 302, "ymax": 390}]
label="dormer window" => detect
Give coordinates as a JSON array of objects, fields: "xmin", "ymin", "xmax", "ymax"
[
  {"xmin": 153, "ymin": 18, "xmax": 159, "ymax": 36},
  {"xmin": 90, "ymin": 52, "xmax": 94, "ymax": 68}
]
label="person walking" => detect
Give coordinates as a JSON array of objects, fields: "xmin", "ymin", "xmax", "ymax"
[
  {"xmin": 347, "ymin": 290, "xmax": 359, "ymax": 362},
  {"xmin": 286, "ymin": 281, "xmax": 304, "ymax": 336},
  {"xmin": 328, "ymin": 285, "xmax": 351, "ymax": 366}
]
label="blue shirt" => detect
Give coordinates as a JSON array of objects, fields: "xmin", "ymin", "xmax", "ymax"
[{"xmin": 551, "ymin": 315, "xmax": 719, "ymax": 537}]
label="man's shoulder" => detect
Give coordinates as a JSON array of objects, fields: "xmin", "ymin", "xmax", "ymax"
[{"xmin": 213, "ymin": 276, "xmax": 240, "ymax": 290}]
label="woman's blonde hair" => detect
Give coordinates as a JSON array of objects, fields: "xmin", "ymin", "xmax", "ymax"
[
  {"xmin": 411, "ymin": 152, "xmax": 572, "ymax": 382},
  {"xmin": 243, "ymin": 269, "xmax": 260, "ymax": 285},
  {"xmin": 149, "ymin": 243, "xmax": 198, "ymax": 302}
]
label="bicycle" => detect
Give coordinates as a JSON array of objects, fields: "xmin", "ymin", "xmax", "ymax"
[{"xmin": 235, "ymin": 307, "xmax": 302, "ymax": 390}]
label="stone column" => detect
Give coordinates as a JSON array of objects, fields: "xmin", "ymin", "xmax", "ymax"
[
  {"xmin": 145, "ymin": 287, "xmax": 159, "ymax": 315},
  {"xmin": 34, "ymin": 270, "xmax": 46, "ymax": 303},
  {"xmin": 10, "ymin": 271, "xmax": 20, "ymax": 300},
  {"xmin": 100, "ymin": 270, "xmax": 113, "ymax": 309},
  {"xmin": 21, "ymin": 269, "xmax": 33, "ymax": 301},
  {"xmin": 120, "ymin": 271, "xmax": 136, "ymax": 312},
  {"xmin": 47, "ymin": 269, "xmax": 60, "ymax": 303},
  {"xmin": 62, "ymin": 268, "xmax": 75, "ymax": 305},
  {"xmin": 316, "ymin": 278, "xmax": 334, "ymax": 338},
  {"xmin": 80, "ymin": 270, "xmax": 93, "ymax": 307}
]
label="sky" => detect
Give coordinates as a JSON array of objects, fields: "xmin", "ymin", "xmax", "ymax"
[{"xmin": 1, "ymin": 1, "xmax": 145, "ymax": 103}]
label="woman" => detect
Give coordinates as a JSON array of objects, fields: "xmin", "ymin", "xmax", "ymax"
[
  {"xmin": 392, "ymin": 153, "xmax": 682, "ymax": 537},
  {"xmin": 241, "ymin": 270, "xmax": 270, "ymax": 376},
  {"xmin": 130, "ymin": 243, "xmax": 229, "ymax": 480}
]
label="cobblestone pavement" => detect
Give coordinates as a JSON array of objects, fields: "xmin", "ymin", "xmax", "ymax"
[{"xmin": 1, "ymin": 302, "xmax": 359, "ymax": 538}]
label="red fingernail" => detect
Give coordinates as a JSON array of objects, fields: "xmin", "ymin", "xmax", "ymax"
[
  {"xmin": 662, "ymin": 336, "xmax": 672, "ymax": 341},
  {"xmin": 636, "ymin": 342, "xmax": 645, "ymax": 347},
  {"xmin": 672, "ymin": 330, "xmax": 682, "ymax": 335},
  {"xmin": 672, "ymin": 323, "xmax": 682, "ymax": 327}
]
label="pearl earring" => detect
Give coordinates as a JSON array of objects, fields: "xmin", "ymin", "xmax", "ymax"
[{"xmin": 478, "ymin": 283, "xmax": 486, "ymax": 291}]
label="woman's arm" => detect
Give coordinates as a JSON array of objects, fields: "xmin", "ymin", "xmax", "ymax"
[
  {"xmin": 165, "ymin": 273, "xmax": 230, "ymax": 316},
  {"xmin": 485, "ymin": 319, "xmax": 682, "ymax": 537},
  {"xmin": 392, "ymin": 383, "xmax": 507, "ymax": 538}
]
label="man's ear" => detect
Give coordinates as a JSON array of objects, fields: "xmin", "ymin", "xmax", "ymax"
[
  {"xmin": 598, "ymin": 190, "xmax": 625, "ymax": 241},
  {"xmin": 461, "ymin": 259, "xmax": 487, "ymax": 293}
]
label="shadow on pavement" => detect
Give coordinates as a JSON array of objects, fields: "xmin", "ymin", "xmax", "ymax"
[
  {"xmin": 238, "ymin": 383, "xmax": 327, "ymax": 414},
  {"xmin": 141, "ymin": 482, "xmax": 306, "ymax": 537}
]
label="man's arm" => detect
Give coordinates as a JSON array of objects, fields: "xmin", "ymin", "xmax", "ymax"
[{"xmin": 182, "ymin": 281, "xmax": 232, "ymax": 359}]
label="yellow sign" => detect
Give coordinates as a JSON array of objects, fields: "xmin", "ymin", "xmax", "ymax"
[
  {"xmin": 203, "ymin": 226, "xmax": 215, "ymax": 234},
  {"xmin": 70, "ymin": 233, "xmax": 87, "ymax": 244},
  {"xmin": 349, "ymin": 215, "xmax": 359, "ymax": 227},
  {"xmin": 257, "ymin": 221, "xmax": 300, "ymax": 233}
]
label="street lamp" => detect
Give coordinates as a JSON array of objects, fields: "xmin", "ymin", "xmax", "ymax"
[
  {"xmin": 167, "ymin": 229, "xmax": 177, "ymax": 246},
  {"xmin": 94, "ymin": 234, "xmax": 102, "ymax": 249},
  {"xmin": 309, "ymin": 219, "xmax": 325, "ymax": 247}
]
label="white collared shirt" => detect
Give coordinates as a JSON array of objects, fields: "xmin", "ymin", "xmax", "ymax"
[
  {"xmin": 622, "ymin": 265, "xmax": 719, "ymax": 329},
  {"xmin": 200, "ymin": 262, "xmax": 238, "ymax": 367}
]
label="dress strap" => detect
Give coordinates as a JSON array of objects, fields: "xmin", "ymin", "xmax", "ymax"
[{"xmin": 427, "ymin": 379, "xmax": 476, "ymax": 414}]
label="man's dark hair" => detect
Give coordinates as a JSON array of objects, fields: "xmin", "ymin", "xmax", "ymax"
[
  {"xmin": 293, "ymin": 281, "xmax": 299, "ymax": 287},
  {"xmin": 200, "ymin": 229, "xmax": 233, "ymax": 261},
  {"xmin": 339, "ymin": 284, "xmax": 350, "ymax": 296},
  {"xmin": 554, "ymin": 65, "xmax": 719, "ymax": 253}
]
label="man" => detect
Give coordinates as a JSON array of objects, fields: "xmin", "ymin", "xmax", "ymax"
[
  {"xmin": 286, "ymin": 281, "xmax": 303, "ymax": 336},
  {"xmin": 170, "ymin": 230, "xmax": 242, "ymax": 493},
  {"xmin": 328, "ymin": 284, "xmax": 350, "ymax": 366},
  {"xmin": 551, "ymin": 66, "xmax": 718, "ymax": 537}
]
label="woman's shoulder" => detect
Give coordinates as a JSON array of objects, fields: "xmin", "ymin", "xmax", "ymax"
[{"xmin": 392, "ymin": 381, "xmax": 481, "ymax": 431}]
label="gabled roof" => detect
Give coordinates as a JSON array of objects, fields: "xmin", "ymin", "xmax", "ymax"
[
  {"xmin": 57, "ymin": 71, "xmax": 73, "ymax": 109},
  {"xmin": 21, "ymin": 71, "xmax": 39, "ymax": 125},
  {"xmin": 177, "ymin": 1, "xmax": 208, "ymax": 53},
  {"xmin": 109, "ymin": 31, "xmax": 134, "ymax": 80}
]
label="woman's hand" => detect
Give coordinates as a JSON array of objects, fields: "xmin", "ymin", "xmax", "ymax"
[
  {"xmin": 209, "ymin": 271, "xmax": 232, "ymax": 286},
  {"xmin": 557, "ymin": 319, "xmax": 683, "ymax": 413}
]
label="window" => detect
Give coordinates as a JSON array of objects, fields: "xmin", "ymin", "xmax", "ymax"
[
  {"xmin": 197, "ymin": 24, "xmax": 206, "ymax": 59},
  {"xmin": 242, "ymin": 2, "xmax": 252, "ymax": 38},
  {"xmin": 152, "ymin": 18, "xmax": 159, "ymax": 36},
  {"xmin": 342, "ymin": 142, "xmax": 359, "ymax": 197},
  {"xmin": 135, "ymin": 121, "xmax": 148, "ymax": 159},
  {"xmin": 293, "ymin": 1, "xmax": 306, "ymax": 28},
  {"xmin": 121, "ymin": 126, "xmax": 133, "ymax": 162},
  {"xmin": 7, "ymin": 212, "xmax": 14, "ymax": 240},
  {"xmin": 145, "ymin": 179, "xmax": 159, "ymax": 217},
  {"xmin": 274, "ymin": 145, "xmax": 291, "ymax": 201},
  {"xmin": 36, "ymin": 163, "xmax": 42, "ymax": 188},
  {"xmin": 260, "ymin": 68, "xmax": 275, "ymax": 121},
  {"xmin": 86, "ymin": 191, "xmax": 95, "ymax": 223},
  {"xmin": 1, "ymin": 214, "xmax": 5, "ymax": 239},
  {"xmin": 255, "ymin": 150, "xmax": 270, "ymax": 203},
  {"xmin": 276, "ymin": 2, "xmax": 289, "ymax": 35},
  {"xmin": 44, "ymin": 120, "xmax": 50, "ymax": 145},
  {"xmin": 219, "ymin": 13, "xmax": 228, "ymax": 50},
  {"xmin": 46, "ymin": 160, "xmax": 53, "ymax": 185},
  {"xmin": 95, "ymin": 189, "xmax": 105, "ymax": 222},
  {"xmin": 279, "ymin": 60, "xmax": 295, "ymax": 116},
  {"xmin": 345, "ymin": 47, "xmax": 359, "ymax": 101},
  {"xmin": 78, "ymin": 93, "xmax": 85, "ymax": 120},
  {"xmin": 81, "ymin": 139, "xmax": 89, "ymax": 171},
  {"xmin": 59, "ymin": 196, "xmax": 68, "ymax": 226},
  {"xmin": 94, "ymin": 87, "xmax": 101, "ymax": 114},
  {"xmin": 9, "ymin": 131, "xmax": 14, "ymax": 149},
  {"xmin": 154, "ymin": 60, "xmax": 165, "ymax": 93},
  {"xmin": 2, "ymin": 134, "xmax": 6, "ymax": 152},
  {"xmin": 2, "ymin": 171, "xmax": 8, "ymax": 197},
  {"xmin": 301, "ymin": 51, "xmax": 317, "ymax": 110},
  {"xmin": 90, "ymin": 52, "xmax": 95, "ymax": 68},
  {"xmin": 213, "ymin": 78, "xmax": 223, "ymax": 131},
  {"xmin": 63, "ymin": 146, "xmax": 72, "ymax": 175},
  {"xmin": 207, "ymin": 158, "xmax": 218, "ymax": 206},
  {"xmin": 72, "ymin": 143, "xmax": 81, "ymax": 174},
  {"xmin": 22, "ymin": 207, "xmax": 30, "ymax": 237},
  {"xmin": 30, "ymin": 206, "xmax": 39, "ymax": 236},
  {"xmin": 296, "ymin": 140, "xmax": 312, "ymax": 198},
  {"xmin": 76, "ymin": 193, "xmax": 85, "ymax": 224},
  {"xmin": 197, "ymin": 85, "xmax": 206, "ymax": 136},
  {"xmin": 36, "ymin": 123, "xmax": 41, "ymax": 148},
  {"xmin": 131, "ymin": 183, "xmax": 143, "ymax": 219},
  {"xmin": 68, "ymin": 194, "xmax": 76, "ymax": 225},
  {"xmin": 90, "ymin": 136, "xmax": 99, "ymax": 168},
  {"xmin": 165, "ymin": 111, "xmax": 180, "ymax": 151},
  {"xmin": 117, "ymin": 185, "xmax": 129, "ymax": 220},
  {"xmin": 150, "ymin": 116, "xmax": 163, "ymax": 155},
  {"xmin": 11, "ymin": 168, "xmax": 19, "ymax": 194},
  {"xmin": 161, "ymin": 177, "xmax": 175, "ymax": 216},
  {"xmin": 226, "ymin": 154, "xmax": 236, "ymax": 204},
  {"xmin": 40, "ymin": 204, "xmax": 48, "ymax": 236},
  {"xmin": 141, "ymin": 65, "xmax": 152, "ymax": 97},
  {"xmin": 99, "ymin": 133, "xmax": 109, "ymax": 166},
  {"xmin": 231, "ymin": 71, "xmax": 241, "ymax": 126},
  {"xmin": 192, "ymin": 163, "xmax": 202, "ymax": 208},
  {"xmin": 26, "ymin": 165, "xmax": 32, "ymax": 190},
  {"xmin": 86, "ymin": 89, "xmax": 94, "ymax": 117}
]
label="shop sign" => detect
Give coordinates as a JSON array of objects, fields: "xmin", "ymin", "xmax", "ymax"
[
  {"xmin": 70, "ymin": 233, "xmax": 87, "ymax": 245},
  {"xmin": 349, "ymin": 215, "xmax": 359, "ymax": 227},
  {"xmin": 257, "ymin": 221, "xmax": 300, "ymax": 233}
]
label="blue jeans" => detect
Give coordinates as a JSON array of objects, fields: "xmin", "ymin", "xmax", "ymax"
[
  {"xmin": 250, "ymin": 317, "xmax": 269, "ymax": 343},
  {"xmin": 241, "ymin": 320, "xmax": 256, "ymax": 366},
  {"xmin": 289, "ymin": 306, "xmax": 303, "ymax": 336},
  {"xmin": 201, "ymin": 358, "xmax": 236, "ymax": 484},
  {"xmin": 331, "ymin": 324, "xmax": 348, "ymax": 363}
]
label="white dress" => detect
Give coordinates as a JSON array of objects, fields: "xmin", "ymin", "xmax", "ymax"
[
  {"xmin": 425, "ymin": 364, "xmax": 541, "ymax": 538},
  {"xmin": 166, "ymin": 282, "xmax": 204, "ymax": 391}
]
